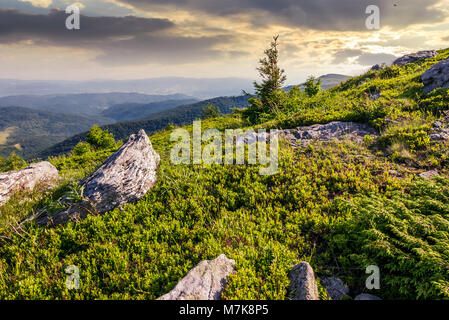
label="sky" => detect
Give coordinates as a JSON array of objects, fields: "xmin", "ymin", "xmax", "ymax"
[{"xmin": 1, "ymin": 0, "xmax": 449, "ymax": 84}]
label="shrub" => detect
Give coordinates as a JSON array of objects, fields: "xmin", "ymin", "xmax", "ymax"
[
  {"xmin": 86, "ymin": 125, "xmax": 115, "ymax": 150},
  {"xmin": 0, "ymin": 152, "xmax": 27, "ymax": 172},
  {"xmin": 72, "ymin": 142, "xmax": 91, "ymax": 156}
]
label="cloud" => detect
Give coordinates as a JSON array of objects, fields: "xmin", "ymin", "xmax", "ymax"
[
  {"xmin": 443, "ymin": 36, "xmax": 449, "ymax": 41},
  {"xmin": 0, "ymin": 8, "xmax": 240, "ymax": 65},
  {"xmin": 18, "ymin": 0, "xmax": 52, "ymax": 8},
  {"xmin": 93, "ymin": 34, "xmax": 242, "ymax": 65},
  {"xmin": 116, "ymin": 0, "xmax": 447, "ymax": 31},
  {"xmin": 332, "ymin": 49, "xmax": 364, "ymax": 64},
  {"xmin": 356, "ymin": 52, "xmax": 397, "ymax": 66},
  {"xmin": 0, "ymin": 8, "xmax": 174, "ymax": 44},
  {"xmin": 331, "ymin": 48, "xmax": 398, "ymax": 66}
]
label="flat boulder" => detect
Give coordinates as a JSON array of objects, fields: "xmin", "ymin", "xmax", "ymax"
[
  {"xmin": 0, "ymin": 161, "xmax": 59, "ymax": 206},
  {"xmin": 421, "ymin": 58, "xmax": 449, "ymax": 93},
  {"xmin": 32, "ymin": 129, "xmax": 160, "ymax": 226},
  {"xmin": 157, "ymin": 254, "xmax": 235, "ymax": 300},
  {"xmin": 288, "ymin": 262, "xmax": 319, "ymax": 300},
  {"xmin": 393, "ymin": 50, "xmax": 437, "ymax": 66},
  {"xmin": 282, "ymin": 122, "xmax": 377, "ymax": 146}
]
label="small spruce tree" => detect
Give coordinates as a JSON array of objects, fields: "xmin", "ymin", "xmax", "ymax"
[{"xmin": 243, "ymin": 35, "xmax": 287, "ymax": 123}]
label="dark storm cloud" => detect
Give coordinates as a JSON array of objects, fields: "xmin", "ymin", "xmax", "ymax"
[
  {"xmin": 0, "ymin": 8, "xmax": 174, "ymax": 44},
  {"xmin": 0, "ymin": 9, "xmax": 239, "ymax": 65},
  {"xmin": 118, "ymin": 0, "xmax": 445, "ymax": 31},
  {"xmin": 93, "ymin": 34, "xmax": 245, "ymax": 65}
]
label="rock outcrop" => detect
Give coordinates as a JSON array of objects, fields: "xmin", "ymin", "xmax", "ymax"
[
  {"xmin": 288, "ymin": 262, "xmax": 319, "ymax": 300},
  {"xmin": 320, "ymin": 276, "xmax": 350, "ymax": 300},
  {"xmin": 282, "ymin": 122, "xmax": 377, "ymax": 146},
  {"xmin": 370, "ymin": 63, "xmax": 386, "ymax": 71},
  {"xmin": 354, "ymin": 293, "xmax": 382, "ymax": 300},
  {"xmin": 421, "ymin": 57, "xmax": 449, "ymax": 93},
  {"xmin": 236, "ymin": 122, "xmax": 377, "ymax": 148},
  {"xmin": 32, "ymin": 129, "xmax": 160, "ymax": 226},
  {"xmin": 157, "ymin": 254, "xmax": 235, "ymax": 300},
  {"xmin": 393, "ymin": 50, "xmax": 437, "ymax": 66},
  {"xmin": 0, "ymin": 161, "xmax": 60, "ymax": 206}
]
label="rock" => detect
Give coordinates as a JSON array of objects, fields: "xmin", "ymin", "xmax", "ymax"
[
  {"xmin": 354, "ymin": 293, "xmax": 382, "ymax": 300},
  {"xmin": 393, "ymin": 50, "xmax": 437, "ymax": 66},
  {"xmin": 419, "ymin": 170, "xmax": 439, "ymax": 179},
  {"xmin": 0, "ymin": 161, "xmax": 60, "ymax": 206},
  {"xmin": 368, "ymin": 91, "xmax": 381, "ymax": 101},
  {"xmin": 430, "ymin": 120, "xmax": 449, "ymax": 141},
  {"xmin": 282, "ymin": 122, "xmax": 377, "ymax": 146},
  {"xmin": 432, "ymin": 121, "xmax": 443, "ymax": 129},
  {"xmin": 32, "ymin": 129, "xmax": 160, "ymax": 226},
  {"xmin": 371, "ymin": 63, "xmax": 386, "ymax": 71},
  {"xmin": 157, "ymin": 254, "xmax": 235, "ymax": 300},
  {"xmin": 288, "ymin": 262, "xmax": 319, "ymax": 300},
  {"xmin": 430, "ymin": 129, "xmax": 449, "ymax": 141},
  {"xmin": 320, "ymin": 276, "xmax": 350, "ymax": 300},
  {"xmin": 421, "ymin": 58, "xmax": 449, "ymax": 93},
  {"xmin": 236, "ymin": 131, "xmax": 271, "ymax": 146}
]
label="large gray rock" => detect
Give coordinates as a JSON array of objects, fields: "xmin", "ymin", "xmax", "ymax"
[
  {"xmin": 393, "ymin": 50, "xmax": 437, "ymax": 66},
  {"xmin": 282, "ymin": 122, "xmax": 377, "ymax": 146},
  {"xmin": 320, "ymin": 276, "xmax": 350, "ymax": 300},
  {"xmin": 288, "ymin": 262, "xmax": 319, "ymax": 300},
  {"xmin": 421, "ymin": 58, "xmax": 449, "ymax": 93},
  {"xmin": 32, "ymin": 129, "xmax": 160, "ymax": 226},
  {"xmin": 419, "ymin": 170, "xmax": 439, "ymax": 179},
  {"xmin": 0, "ymin": 161, "xmax": 60, "ymax": 206},
  {"xmin": 355, "ymin": 293, "xmax": 382, "ymax": 300},
  {"xmin": 157, "ymin": 254, "xmax": 235, "ymax": 300}
]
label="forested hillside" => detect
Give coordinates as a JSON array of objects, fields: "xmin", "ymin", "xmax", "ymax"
[
  {"xmin": 0, "ymin": 106, "xmax": 113, "ymax": 158},
  {"xmin": 100, "ymin": 99, "xmax": 198, "ymax": 122},
  {"xmin": 34, "ymin": 95, "xmax": 249, "ymax": 159}
]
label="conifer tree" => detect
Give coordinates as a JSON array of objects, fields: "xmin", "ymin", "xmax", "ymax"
[{"xmin": 244, "ymin": 35, "xmax": 287, "ymax": 123}]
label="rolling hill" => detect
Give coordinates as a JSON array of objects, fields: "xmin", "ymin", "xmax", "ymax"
[
  {"xmin": 0, "ymin": 106, "xmax": 113, "ymax": 158},
  {"xmin": 0, "ymin": 93, "xmax": 195, "ymax": 116},
  {"xmin": 101, "ymin": 98, "xmax": 198, "ymax": 122},
  {"xmin": 34, "ymin": 95, "xmax": 249, "ymax": 159}
]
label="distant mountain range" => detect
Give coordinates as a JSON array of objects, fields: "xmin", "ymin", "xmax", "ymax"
[
  {"xmin": 0, "ymin": 93, "xmax": 196, "ymax": 116},
  {"xmin": 0, "ymin": 77, "xmax": 254, "ymax": 100},
  {"xmin": 101, "ymin": 99, "xmax": 198, "ymax": 122},
  {"xmin": 34, "ymin": 96, "xmax": 249, "ymax": 159}
]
